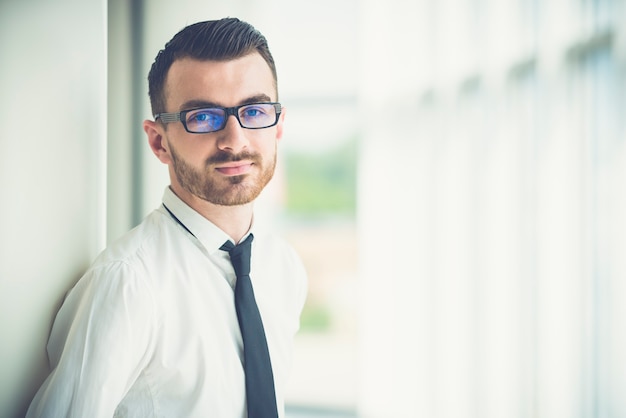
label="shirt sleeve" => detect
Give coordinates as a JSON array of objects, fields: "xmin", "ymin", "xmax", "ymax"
[{"xmin": 26, "ymin": 261, "xmax": 157, "ymax": 418}]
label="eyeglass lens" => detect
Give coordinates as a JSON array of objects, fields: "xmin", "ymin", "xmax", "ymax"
[{"xmin": 185, "ymin": 103, "xmax": 277, "ymax": 133}]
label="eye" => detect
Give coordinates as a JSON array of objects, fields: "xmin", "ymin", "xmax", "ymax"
[
  {"xmin": 185, "ymin": 109, "xmax": 225, "ymax": 130},
  {"xmin": 190, "ymin": 111, "xmax": 218, "ymax": 123},
  {"xmin": 194, "ymin": 113, "xmax": 210, "ymax": 122},
  {"xmin": 242, "ymin": 107, "xmax": 267, "ymax": 118}
]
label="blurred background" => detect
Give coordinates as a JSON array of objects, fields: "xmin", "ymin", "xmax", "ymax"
[{"xmin": 1, "ymin": 0, "xmax": 625, "ymax": 417}]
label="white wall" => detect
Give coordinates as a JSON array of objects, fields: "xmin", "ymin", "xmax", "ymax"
[
  {"xmin": 107, "ymin": 0, "xmax": 137, "ymax": 242},
  {"xmin": 0, "ymin": 1, "xmax": 107, "ymax": 416}
]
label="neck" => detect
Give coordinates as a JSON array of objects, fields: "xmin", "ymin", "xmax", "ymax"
[
  {"xmin": 169, "ymin": 185, "xmax": 253, "ymax": 243},
  {"xmin": 205, "ymin": 204, "xmax": 254, "ymax": 244}
]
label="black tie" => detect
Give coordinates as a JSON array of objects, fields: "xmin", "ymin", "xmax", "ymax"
[{"xmin": 221, "ymin": 234, "xmax": 278, "ymax": 418}]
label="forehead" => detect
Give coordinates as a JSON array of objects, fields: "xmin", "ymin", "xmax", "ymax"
[{"xmin": 164, "ymin": 53, "xmax": 277, "ymax": 110}]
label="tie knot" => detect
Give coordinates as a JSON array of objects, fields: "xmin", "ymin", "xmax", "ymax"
[{"xmin": 221, "ymin": 234, "xmax": 254, "ymax": 278}]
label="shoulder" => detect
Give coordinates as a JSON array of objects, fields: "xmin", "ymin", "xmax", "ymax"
[
  {"xmin": 89, "ymin": 208, "xmax": 192, "ymax": 285},
  {"xmin": 94, "ymin": 210, "xmax": 169, "ymax": 265},
  {"xmin": 59, "ymin": 209, "xmax": 176, "ymax": 322}
]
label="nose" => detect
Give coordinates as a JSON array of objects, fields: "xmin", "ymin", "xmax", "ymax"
[{"xmin": 216, "ymin": 114, "xmax": 249, "ymax": 153}]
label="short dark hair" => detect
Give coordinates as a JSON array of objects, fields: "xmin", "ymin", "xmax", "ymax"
[{"xmin": 147, "ymin": 17, "xmax": 278, "ymax": 115}]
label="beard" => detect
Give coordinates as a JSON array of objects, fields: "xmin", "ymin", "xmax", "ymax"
[{"xmin": 168, "ymin": 142, "xmax": 277, "ymax": 206}]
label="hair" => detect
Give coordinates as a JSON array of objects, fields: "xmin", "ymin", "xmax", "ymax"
[{"xmin": 147, "ymin": 17, "xmax": 278, "ymax": 116}]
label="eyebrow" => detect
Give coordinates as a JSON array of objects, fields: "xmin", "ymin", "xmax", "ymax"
[{"xmin": 179, "ymin": 94, "xmax": 273, "ymax": 111}]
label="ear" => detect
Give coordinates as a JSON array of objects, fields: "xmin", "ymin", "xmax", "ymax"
[
  {"xmin": 144, "ymin": 119, "xmax": 172, "ymax": 164},
  {"xmin": 275, "ymin": 106, "xmax": 286, "ymax": 143}
]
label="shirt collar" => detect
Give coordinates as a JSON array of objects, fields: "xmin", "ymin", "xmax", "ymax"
[{"xmin": 161, "ymin": 187, "xmax": 253, "ymax": 254}]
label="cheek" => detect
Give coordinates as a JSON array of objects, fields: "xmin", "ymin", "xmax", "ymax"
[
  {"xmin": 258, "ymin": 139, "xmax": 278, "ymax": 161},
  {"xmin": 172, "ymin": 137, "xmax": 215, "ymax": 164}
]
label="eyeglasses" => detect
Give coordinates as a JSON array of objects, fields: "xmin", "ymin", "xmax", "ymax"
[{"xmin": 155, "ymin": 102, "xmax": 282, "ymax": 134}]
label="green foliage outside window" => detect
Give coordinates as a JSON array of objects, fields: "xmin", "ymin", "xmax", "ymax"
[{"xmin": 284, "ymin": 137, "xmax": 358, "ymax": 218}]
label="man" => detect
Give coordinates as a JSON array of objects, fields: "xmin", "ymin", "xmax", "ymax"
[{"xmin": 27, "ymin": 18, "xmax": 307, "ymax": 418}]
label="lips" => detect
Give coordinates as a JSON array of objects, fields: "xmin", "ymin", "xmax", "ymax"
[{"xmin": 215, "ymin": 162, "xmax": 253, "ymax": 176}]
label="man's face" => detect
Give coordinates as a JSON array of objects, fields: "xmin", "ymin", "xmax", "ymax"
[{"xmin": 157, "ymin": 53, "xmax": 283, "ymax": 206}]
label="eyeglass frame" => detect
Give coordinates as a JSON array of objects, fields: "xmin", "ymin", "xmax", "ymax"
[{"xmin": 154, "ymin": 102, "xmax": 282, "ymax": 134}]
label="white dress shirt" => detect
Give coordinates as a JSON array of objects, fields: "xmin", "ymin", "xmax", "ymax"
[{"xmin": 27, "ymin": 187, "xmax": 308, "ymax": 418}]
